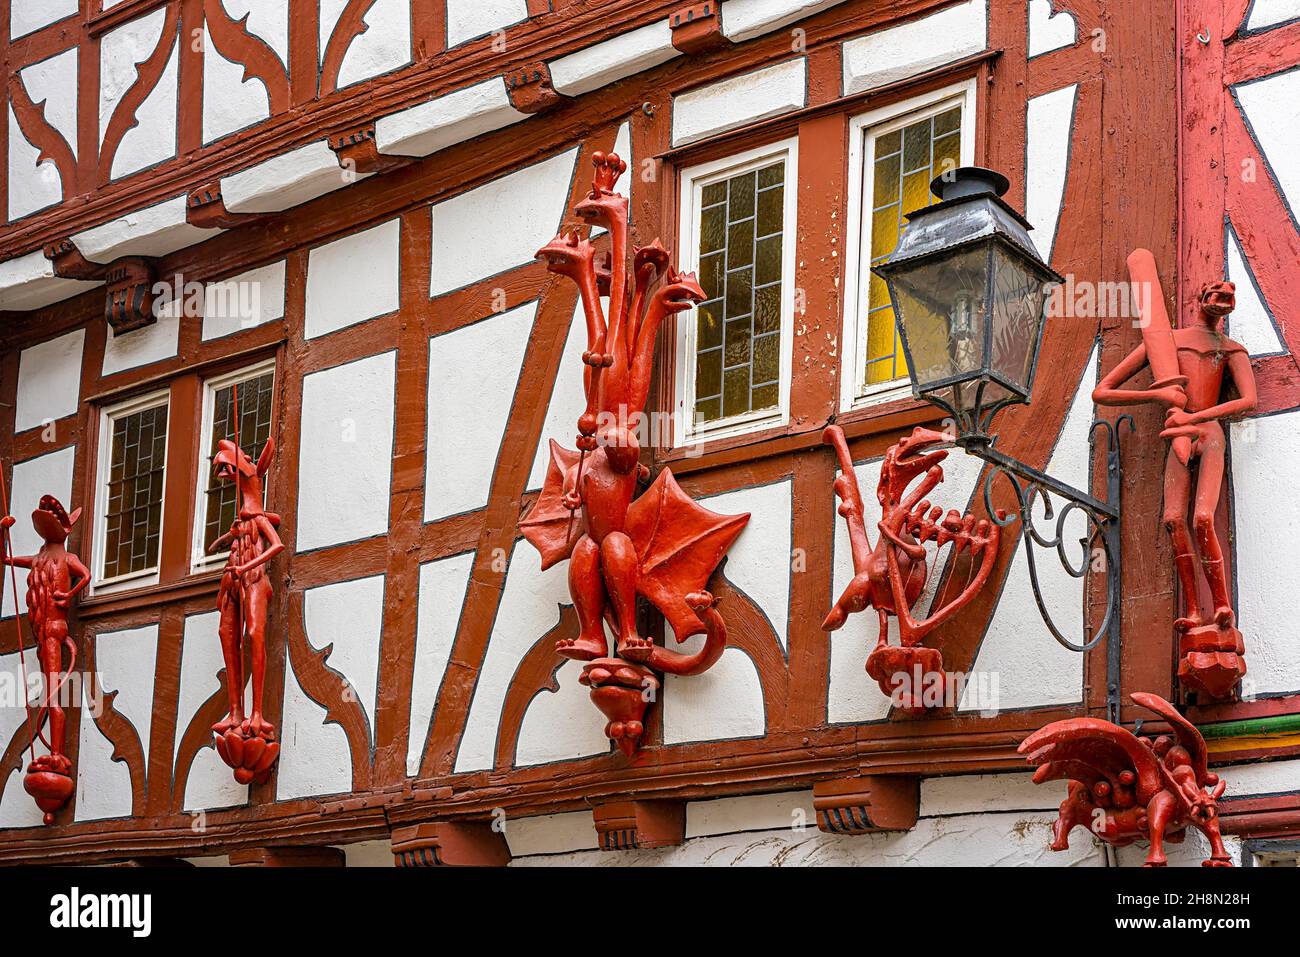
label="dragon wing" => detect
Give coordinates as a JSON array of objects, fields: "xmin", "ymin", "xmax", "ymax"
[
  {"xmin": 1131, "ymin": 692, "xmax": 1211, "ymax": 787},
  {"xmin": 625, "ymin": 468, "xmax": 749, "ymax": 641},
  {"xmin": 518, "ymin": 440, "xmax": 586, "ymax": 570},
  {"xmin": 1020, "ymin": 717, "xmax": 1165, "ymax": 804}
]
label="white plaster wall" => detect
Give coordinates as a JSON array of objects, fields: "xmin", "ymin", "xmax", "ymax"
[
  {"xmin": 1232, "ymin": 408, "xmax": 1300, "ymax": 697},
  {"xmin": 672, "ymin": 58, "xmax": 806, "ymax": 147},
  {"xmin": 202, "ymin": 15, "xmax": 273, "ymax": 144},
  {"xmin": 446, "ymin": 0, "xmax": 527, "ymax": 47},
  {"xmin": 11, "ymin": 0, "xmax": 78, "ymax": 39},
  {"xmin": 698, "ymin": 481, "xmax": 791, "ymax": 648},
  {"xmin": 1028, "ymin": 0, "xmax": 1077, "ymax": 57},
  {"xmin": 321, "ymin": 0, "xmax": 411, "ymax": 88},
  {"xmin": 526, "ymin": 299, "xmax": 596, "ymax": 490},
  {"xmin": 841, "ymin": 0, "xmax": 987, "ymax": 96},
  {"xmin": 15, "ymin": 329, "xmax": 84, "ymax": 432},
  {"xmin": 1246, "ymin": 0, "xmax": 1300, "ymax": 31},
  {"xmin": 0, "ymin": 649, "xmax": 48, "ymax": 828},
  {"xmin": 456, "ymin": 543, "xmax": 567, "ymax": 773},
  {"xmin": 424, "ymin": 302, "xmax": 535, "ymax": 521},
  {"xmin": 515, "ymin": 659, "xmax": 611, "ymax": 766},
  {"xmin": 408, "ymin": 552, "xmax": 475, "ymax": 775},
  {"xmin": 302, "ymin": 574, "xmax": 387, "ymax": 745},
  {"xmin": 305, "ymin": 219, "xmax": 401, "ymax": 339},
  {"xmin": 504, "ymin": 809, "xmax": 599, "ymax": 857},
  {"xmin": 175, "ymin": 612, "xmax": 247, "ymax": 812},
  {"xmin": 100, "ymin": 11, "xmax": 178, "ymax": 180},
  {"xmin": 275, "ymin": 666, "xmax": 352, "ymax": 800},
  {"xmin": 1025, "ymin": 84, "xmax": 1078, "ymax": 262},
  {"xmin": 687, "ymin": 790, "xmax": 815, "ymax": 836},
  {"xmin": 75, "ymin": 624, "xmax": 158, "ymax": 822},
  {"xmin": 827, "ymin": 449, "xmax": 985, "ymax": 723},
  {"xmin": 101, "ymin": 306, "xmax": 181, "ymax": 377},
  {"xmin": 1236, "ymin": 67, "xmax": 1300, "ymax": 218},
  {"xmin": 1224, "ymin": 227, "xmax": 1285, "ymax": 356},
  {"xmin": 720, "ymin": 0, "xmax": 850, "ymax": 42},
  {"xmin": 1219, "ymin": 756, "xmax": 1300, "ymax": 795},
  {"xmin": 662, "ymin": 649, "xmax": 766, "ymax": 744},
  {"xmin": 340, "ymin": 839, "xmax": 395, "ymax": 866},
  {"xmin": 430, "ymin": 147, "xmax": 579, "ymax": 296},
  {"xmin": 296, "ymin": 351, "xmax": 396, "ymax": 550},
  {"xmin": 2, "ymin": 446, "xmax": 76, "ymax": 619},
  {"xmin": 548, "ymin": 20, "xmax": 680, "ymax": 97},
  {"xmin": 8, "ymin": 50, "xmax": 78, "ymax": 220},
  {"xmin": 959, "ymin": 346, "xmax": 1098, "ymax": 713},
  {"xmin": 375, "ymin": 78, "xmax": 526, "ymax": 159},
  {"xmin": 202, "ymin": 260, "xmax": 286, "ymax": 341}
]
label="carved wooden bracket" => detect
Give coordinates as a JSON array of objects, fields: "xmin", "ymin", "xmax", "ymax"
[
  {"xmin": 328, "ymin": 125, "xmax": 407, "ymax": 178},
  {"xmin": 813, "ymin": 776, "xmax": 920, "ymax": 835},
  {"xmin": 593, "ymin": 800, "xmax": 686, "ymax": 851},
  {"xmin": 506, "ymin": 62, "xmax": 564, "ymax": 114},
  {"xmin": 669, "ymin": 3, "xmax": 731, "ymax": 54},
  {"xmin": 103, "ymin": 257, "xmax": 158, "ymax": 333},
  {"xmin": 390, "ymin": 821, "xmax": 511, "ymax": 866},
  {"xmin": 187, "ymin": 183, "xmax": 260, "ymax": 230},
  {"xmin": 228, "ymin": 846, "xmax": 345, "ymax": 867}
]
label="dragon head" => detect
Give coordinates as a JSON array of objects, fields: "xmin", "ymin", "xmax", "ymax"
[
  {"xmin": 651, "ymin": 266, "xmax": 706, "ymax": 315},
  {"xmin": 574, "ymin": 152, "xmax": 628, "ymax": 229},
  {"xmin": 31, "ymin": 495, "xmax": 81, "ymax": 545},
  {"xmin": 536, "ymin": 230, "xmax": 597, "ymax": 282},
  {"xmin": 878, "ymin": 427, "xmax": 951, "ymax": 506}
]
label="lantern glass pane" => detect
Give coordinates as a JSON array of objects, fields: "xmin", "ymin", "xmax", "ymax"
[
  {"xmin": 989, "ymin": 244, "xmax": 1050, "ymax": 396},
  {"xmin": 885, "ymin": 245, "xmax": 990, "ymax": 390}
]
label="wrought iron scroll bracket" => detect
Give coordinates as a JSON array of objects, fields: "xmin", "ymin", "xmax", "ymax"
[{"xmin": 960, "ymin": 414, "xmax": 1134, "ymax": 722}]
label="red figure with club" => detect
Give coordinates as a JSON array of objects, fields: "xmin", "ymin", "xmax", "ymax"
[{"xmin": 1, "ymin": 496, "xmax": 90, "ymax": 823}]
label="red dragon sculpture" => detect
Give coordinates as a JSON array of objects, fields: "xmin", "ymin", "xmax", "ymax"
[
  {"xmin": 1021, "ymin": 692, "xmax": 1233, "ymax": 867},
  {"xmin": 520, "ymin": 151, "xmax": 749, "ymax": 757},
  {"xmin": 821, "ymin": 424, "xmax": 1003, "ymax": 713},
  {"xmin": 207, "ymin": 425, "xmax": 284, "ymax": 785}
]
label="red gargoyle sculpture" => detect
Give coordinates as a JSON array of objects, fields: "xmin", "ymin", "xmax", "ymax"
[
  {"xmin": 1021, "ymin": 692, "xmax": 1233, "ymax": 867},
  {"xmin": 1, "ymin": 496, "xmax": 90, "ymax": 824},
  {"xmin": 821, "ymin": 424, "xmax": 1002, "ymax": 713},
  {"xmin": 1093, "ymin": 251, "xmax": 1258, "ymax": 700},
  {"xmin": 520, "ymin": 151, "xmax": 750, "ymax": 757},
  {"xmin": 207, "ymin": 423, "xmax": 284, "ymax": 785}
]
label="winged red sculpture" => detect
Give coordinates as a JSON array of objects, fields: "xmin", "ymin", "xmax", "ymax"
[
  {"xmin": 821, "ymin": 424, "xmax": 1002, "ymax": 713},
  {"xmin": 1021, "ymin": 692, "xmax": 1232, "ymax": 867},
  {"xmin": 1, "ymin": 495, "xmax": 90, "ymax": 824},
  {"xmin": 208, "ymin": 427, "xmax": 284, "ymax": 785},
  {"xmin": 520, "ymin": 151, "xmax": 750, "ymax": 757}
]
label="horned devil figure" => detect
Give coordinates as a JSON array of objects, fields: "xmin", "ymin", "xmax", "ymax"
[
  {"xmin": 821, "ymin": 425, "xmax": 1003, "ymax": 713},
  {"xmin": 1021, "ymin": 692, "xmax": 1232, "ymax": 867},
  {"xmin": 1093, "ymin": 250, "xmax": 1258, "ymax": 700},
  {"xmin": 207, "ymin": 432, "xmax": 284, "ymax": 784},
  {"xmin": 520, "ymin": 152, "xmax": 750, "ymax": 757},
  {"xmin": 0, "ymin": 497, "xmax": 89, "ymax": 823}
]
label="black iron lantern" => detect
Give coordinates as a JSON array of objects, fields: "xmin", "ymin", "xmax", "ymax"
[{"xmin": 872, "ymin": 167, "xmax": 1064, "ymax": 440}]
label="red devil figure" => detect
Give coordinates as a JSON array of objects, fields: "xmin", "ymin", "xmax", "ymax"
[
  {"xmin": 1, "ymin": 495, "xmax": 90, "ymax": 823},
  {"xmin": 520, "ymin": 151, "xmax": 750, "ymax": 756},
  {"xmin": 207, "ymin": 435, "xmax": 283, "ymax": 784}
]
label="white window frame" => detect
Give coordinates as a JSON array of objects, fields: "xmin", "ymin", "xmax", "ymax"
[
  {"xmin": 841, "ymin": 79, "xmax": 977, "ymax": 412},
  {"xmin": 190, "ymin": 358, "xmax": 277, "ymax": 573},
  {"xmin": 91, "ymin": 388, "xmax": 171, "ymax": 594},
  {"xmin": 674, "ymin": 137, "xmax": 799, "ymax": 446}
]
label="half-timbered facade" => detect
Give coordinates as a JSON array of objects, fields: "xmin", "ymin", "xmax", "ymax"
[{"xmin": 0, "ymin": 0, "xmax": 1297, "ymax": 867}]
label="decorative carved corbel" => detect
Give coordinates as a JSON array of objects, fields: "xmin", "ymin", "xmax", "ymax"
[
  {"xmin": 821, "ymin": 425, "xmax": 1004, "ymax": 713},
  {"xmin": 593, "ymin": 800, "xmax": 686, "ymax": 851},
  {"xmin": 327, "ymin": 125, "xmax": 407, "ymax": 178},
  {"xmin": 813, "ymin": 776, "xmax": 920, "ymax": 835},
  {"xmin": 518, "ymin": 152, "xmax": 750, "ymax": 757},
  {"xmin": 1021, "ymin": 692, "xmax": 1233, "ymax": 867},
  {"xmin": 669, "ymin": 3, "xmax": 731, "ymax": 54},
  {"xmin": 187, "ymin": 183, "xmax": 260, "ymax": 231},
  {"xmin": 45, "ymin": 240, "xmax": 159, "ymax": 333},
  {"xmin": 228, "ymin": 846, "xmax": 345, "ymax": 867},
  {"xmin": 506, "ymin": 62, "xmax": 565, "ymax": 114},
  {"xmin": 390, "ymin": 821, "xmax": 511, "ymax": 867}
]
